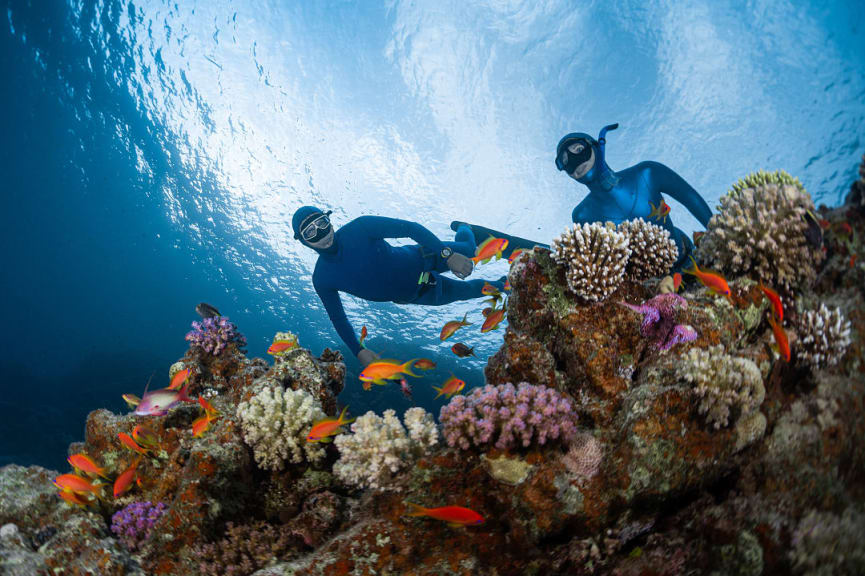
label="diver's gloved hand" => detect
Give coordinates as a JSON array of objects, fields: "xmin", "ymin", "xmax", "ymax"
[
  {"xmin": 446, "ymin": 253, "xmax": 474, "ymax": 279},
  {"xmin": 357, "ymin": 348, "xmax": 379, "ymax": 368}
]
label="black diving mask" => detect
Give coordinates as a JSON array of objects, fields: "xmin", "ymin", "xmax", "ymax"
[
  {"xmin": 300, "ymin": 211, "xmax": 333, "ymax": 243},
  {"xmin": 555, "ymin": 138, "xmax": 593, "ymax": 174}
]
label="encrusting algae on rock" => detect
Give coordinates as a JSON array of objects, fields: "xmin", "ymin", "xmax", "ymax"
[{"xmin": 2, "ymin": 163, "xmax": 865, "ymax": 575}]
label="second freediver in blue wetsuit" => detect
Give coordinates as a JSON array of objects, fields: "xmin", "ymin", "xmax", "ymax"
[
  {"xmin": 555, "ymin": 123, "xmax": 712, "ymax": 269},
  {"xmin": 452, "ymin": 123, "xmax": 713, "ymax": 270},
  {"xmin": 292, "ymin": 206, "xmax": 505, "ymax": 367}
]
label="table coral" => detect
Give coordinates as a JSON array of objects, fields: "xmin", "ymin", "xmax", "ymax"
[
  {"xmin": 236, "ymin": 383, "xmax": 326, "ymax": 471},
  {"xmin": 552, "ymin": 222, "xmax": 631, "ymax": 302},
  {"xmin": 333, "ymin": 408, "xmax": 437, "ymax": 490},
  {"xmin": 440, "ymin": 382, "xmax": 577, "ymax": 451}
]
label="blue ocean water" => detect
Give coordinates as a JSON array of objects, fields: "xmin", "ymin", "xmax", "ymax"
[{"xmin": 1, "ymin": 0, "xmax": 863, "ymax": 472}]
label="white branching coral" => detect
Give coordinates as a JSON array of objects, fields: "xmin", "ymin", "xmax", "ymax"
[
  {"xmin": 551, "ymin": 222, "xmax": 631, "ymax": 302},
  {"xmin": 699, "ymin": 170, "xmax": 823, "ymax": 290},
  {"xmin": 796, "ymin": 303, "xmax": 852, "ymax": 369},
  {"xmin": 236, "ymin": 384, "xmax": 326, "ymax": 471},
  {"xmin": 617, "ymin": 218, "xmax": 678, "ymax": 281},
  {"xmin": 333, "ymin": 408, "xmax": 438, "ymax": 491},
  {"xmin": 679, "ymin": 345, "xmax": 765, "ymax": 429}
]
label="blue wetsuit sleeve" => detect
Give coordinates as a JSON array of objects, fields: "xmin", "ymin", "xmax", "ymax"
[
  {"xmin": 354, "ymin": 215, "xmax": 446, "ymax": 253},
  {"xmin": 314, "ymin": 281, "xmax": 361, "ymax": 357},
  {"xmin": 647, "ymin": 161, "xmax": 713, "ymax": 228}
]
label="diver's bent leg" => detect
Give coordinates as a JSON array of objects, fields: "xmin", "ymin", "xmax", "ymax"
[{"xmin": 671, "ymin": 227, "xmax": 695, "ymax": 272}]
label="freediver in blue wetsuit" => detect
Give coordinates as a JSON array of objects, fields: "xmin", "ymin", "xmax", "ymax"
[
  {"xmin": 555, "ymin": 123, "xmax": 712, "ymax": 268},
  {"xmin": 452, "ymin": 123, "xmax": 712, "ymax": 270},
  {"xmin": 292, "ymin": 206, "xmax": 505, "ymax": 367}
]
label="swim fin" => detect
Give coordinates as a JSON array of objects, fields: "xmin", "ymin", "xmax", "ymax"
[{"xmin": 450, "ymin": 221, "xmax": 549, "ymax": 259}]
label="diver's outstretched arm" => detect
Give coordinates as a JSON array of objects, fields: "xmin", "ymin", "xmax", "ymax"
[
  {"xmin": 645, "ymin": 161, "xmax": 713, "ymax": 227},
  {"xmin": 355, "ymin": 215, "xmax": 446, "ymax": 253},
  {"xmin": 314, "ymin": 282, "xmax": 361, "ymax": 357}
]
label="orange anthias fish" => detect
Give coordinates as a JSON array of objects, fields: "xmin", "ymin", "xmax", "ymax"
[
  {"xmin": 440, "ymin": 313, "xmax": 472, "ymax": 341},
  {"xmin": 168, "ymin": 367, "xmax": 190, "ymax": 391},
  {"xmin": 306, "ymin": 406, "xmax": 354, "ymax": 443},
  {"xmin": 58, "ymin": 489, "xmax": 94, "ymax": 508},
  {"xmin": 67, "ymin": 454, "xmax": 108, "ymax": 479},
  {"xmin": 113, "ymin": 458, "xmax": 141, "ymax": 498},
  {"xmin": 433, "ymin": 375, "xmax": 465, "ymax": 399},
  {"xmin": 649, "ymin": 200, "xmax": 671, "ymax": 223},
  {"xmin": 768, "ymin": 315, "xmax": 790, "ymax": 362},
  {"xmin": 472, "ymin": 236, "xmax": 509, "ymax": 265},
  {"xmin": 684, "ymin": 257, "xmax": 732, "ymax": 303},
  {"xmin": 53, "ymin": 473, "xmax": 102, "ymax": 497},
  {"xmin": 118, "ymin": 432, "xmax": 149, "ymax": 456},
  {"xmin": 481, "ymin": 282, "xmax": 501, "ymax": 297},
  {"xmin": 503, "ymin": 279, "xmax": 511, "ymax": 291},
  {"xmin": 413, "ymin": 359, "xmax": 437, "ymax": 371},
  {"xmin": 198, "ymin": 396, "xmax": 219, "ymax": 419},
  {"xmin": 132, "ymin": 425, "xmax": 160, "ymax": 449},
  {"xmin": 481, "ymin": 306, "xmax": 506, "ymax": 333},
  {"xmin": 122, "ymin": 393, "xmax": 141, "ymax": 410},
  {"xmin": 759, "ymin": 283, "xmax": 784, "ymax": 323},
  {"xmin": 359, "ymin": 359, "xmax": 420, "ymax": 386},
  {"xmin": 267, "ymin": 336, "xmax": 299, "ymax": 356},
  {"xmin": 404, "ymin": 502, "xmax": 485, "ymax": 527},
  {"xmin": 673, "ymin": 272, "xmax": 683, "ymax": 293},
  {"xmin": 359, "ymin": 325, "xmax": 368, "ymax": 348},
  {"xmin": 192, "ymin": 415, "xmax": 212, "ymax": 438},
  {"xmin": 507, "ymin": 249, "xmax": 525, "ymax": 264}
]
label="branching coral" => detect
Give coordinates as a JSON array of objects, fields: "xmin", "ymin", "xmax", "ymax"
[
  {"xmin": 699, "ymin": 170, "xmax": 823, "ymax": 290},
  {"xmin": 186, "ymin": 316, "xmax": 247, "ymax": 356},
  {"xmin": 551, "ymin": 222, "xmax": 631, "ymax": 302},
  {"xmin": 110, "ymin": 501, "xmax": 166, "ymax": 551},
  {"xmin": 440, "ymin": 382, "xmax": 577, "ymax": 451},
  {"xmin": 236, "ymin": 384, "xmax": 326, "ymax": 471},
  {"xmin": 193, "ymin": 521, "xmax": 298, "ymax": 576},
  {"xmin": 678, "ymin": 345, "xmax": 765, "ymax": 429},
  {"xmin": 620, "ymin": 293, "xmax": 698, "ymax": 351},
  {"xmin": 332, "ymin": 408, "xmax": 438, "ymax": 490},
  {"xmin": 796, "ymin": 303, "xmax": 852, "ymax": 369},
  {"xmin": 617, "ymin": 218, "xmax": 678, "ymax": 280}
]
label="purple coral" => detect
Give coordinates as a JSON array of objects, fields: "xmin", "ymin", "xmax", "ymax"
[
  {"xmin": 185, "ymin": 316, "xmax": 247, "ymax": 356},
  {"xmin": 620, "ymin": 293, "xmax": 697, "ymax": 351},
  {"xmin": 439, "ymin": 382, "xmax": 577, "ymax": 451},
  {"xmin": 110, "ymin": 501, "xmax": 167, "ymax": 551}
]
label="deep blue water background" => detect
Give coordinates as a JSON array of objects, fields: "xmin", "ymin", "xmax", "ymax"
[{"xmin": 2, "ymin": 0, "xmax": 864, "ymax": 471}]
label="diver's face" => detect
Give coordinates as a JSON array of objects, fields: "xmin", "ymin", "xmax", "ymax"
[
  {"xmin": 568, "ymin": 143, "xmax": 595, "ymax": 180},
  {"xmin": 307, "ymin": 228, "xmax": 334, "ymax": 250}
]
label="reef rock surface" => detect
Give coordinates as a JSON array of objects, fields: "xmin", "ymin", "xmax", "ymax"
[{"xmin": 1, "ymin": 161, "xmax": 864, "ymax": 575}]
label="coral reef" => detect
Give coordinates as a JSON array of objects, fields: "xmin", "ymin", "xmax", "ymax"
[
  {"xmin": 2, "ymin": 162, "xmax": 865, "ymax": 575},
  {"xmin": 111, "ymin": 501, "xmax": 167, "ymax": 551},
  {"xmin": 333, "ymin": 408, "xmax": 438, "ymax": 490},
  {"xmin": 796, "ymin": 302, "xmax": 853, "ymax": 369},
  {"xmin": 551, "ymin": 222, "xmax": 631, "ymax": 301},
  {"xmin": 193, "ymin": 521, "xmax": 298, "ymax": 576},
  {"xmin": 236, "ymin": 383, "xmax": 326, "ymax": 471},
  {"xmin": 439, "ymin": 382, "xmax": 577, "ymax": 451},
  {"xmin": 620, "ymin": 292, "xmax": 697, "ymax": 350},
  {"xmin": 617, "ymin": 217, "xmax": 678, "ymax": 280},
  {"xmin": 186, "ymin": 316, "xmax": 247, "ymax": 356},
  {"xmin": 699, "ymin": 170, "xmax": 824, "ymax": 289},
  {"xmin": 678, "ymin": 345, "xmax": 765, "ymax": 429}
]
